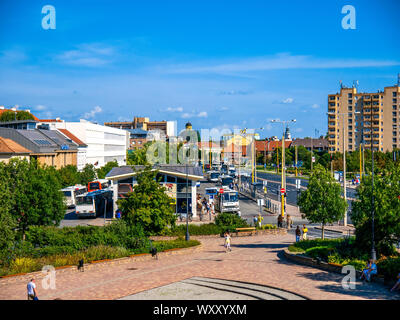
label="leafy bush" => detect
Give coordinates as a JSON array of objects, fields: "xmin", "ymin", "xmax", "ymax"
[
  {"xmin": 288, "ymin": 245, "xmax": 304, "ymax": 253},
  {"xmin": 10, "ymin": 257, "xmax": 39, "ymax": 274},
  {"xmin": 215, "ymin": 213, "xmax": 248, "ymax": 229},
  {"xmin": 292, "ymin": 238, "xmax": 343, "ymax": 251},
  {"xmin": 305, "ymin": 246, "xmax": 336, "ymax": 260},
  {"xmin": 377, "ymin": 256, "xmax": 400, "ymax": 281},
  {"xmin": 163, "ymin": 224, "xmax": 222, "ymax": 236},
  {"xmin": 153, "ymin": 238, "xmax": 200, "ymax": 252}
]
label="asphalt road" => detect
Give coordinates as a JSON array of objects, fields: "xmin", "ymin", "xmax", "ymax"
[
  {"xmin": 59, "ymin": 208, "xmax": 113, "ymax": 228},
  {"xmin": 198, "ymin": 179, "xmax": 346, "ymax": 240}
]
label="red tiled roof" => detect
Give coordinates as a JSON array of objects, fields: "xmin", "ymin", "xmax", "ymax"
[
  {"xmin": 39, "ymin": 119, "xmax": 63, "ymax": 123},
  {"xmin": 0, "ymin": 137, "xmax": 31, "ymax": 154},
  {"xmin": 58, "ymin": 129, "xmax": 87, "ymax": 147},
  {"xmin": 255, "ymin": 140, "xmax": 292, "ymax": 152}
]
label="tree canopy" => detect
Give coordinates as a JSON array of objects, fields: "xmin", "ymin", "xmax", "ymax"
[
  {"xmin": 298, "ymin": 164, "xmax": 347, "ymax": 239},
  {"xmin": 351, "ymin": 163, "xmax": 400, "ymax": 256},
  {"xmin": 117, "ymin": 166, "xmax": 176, "ymax": 235},
  {"xmin": 0, "ymin": 159, "xmax": 66, "ymax": 238}
]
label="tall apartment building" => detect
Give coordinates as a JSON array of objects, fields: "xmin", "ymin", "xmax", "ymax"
[{"xmin": 328, "ymin": 80, "xmax": 400, "ymax": 153}]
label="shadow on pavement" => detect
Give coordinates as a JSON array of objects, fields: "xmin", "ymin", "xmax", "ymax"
[
  {"xmin": 231, "ymin": 243, "xmax": 291, "ymax": 250},
  {"xmin": 296, "ymin": 271, "xmax": 399, "ymax": 300}
]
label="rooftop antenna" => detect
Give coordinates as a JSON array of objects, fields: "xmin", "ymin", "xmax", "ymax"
[
  {"xmin": 398, "ymin": 73, "xmax": 400, "ymax": 87},
  {"xmin": 353, "ymin": 80, "xmax": 359, "ymax": 89},
  {"xmin": 339, "ymin": 80, "xmax": 343, "ymax": 89}
]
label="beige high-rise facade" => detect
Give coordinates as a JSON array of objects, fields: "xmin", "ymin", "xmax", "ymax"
[{"xmin": 328, "ymin": 81, "xmax": 400, "ymax": 153}]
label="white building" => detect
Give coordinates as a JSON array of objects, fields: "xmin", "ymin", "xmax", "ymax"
[{"xmin": 48, "ymin": 119, "xmax": 129, "ymax": 168}]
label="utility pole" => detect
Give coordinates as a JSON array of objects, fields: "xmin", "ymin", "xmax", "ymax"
[
  {"xmin": 295, "ymin": 145, "xmax": 298, "ymax": 177},
  {"xmin": 343, "ymin": 115, "xmax": 347, "ymax": 227},
  {"xmin": 270, "ymin": 119, "xmax": 296, "ymax": 218},
  {"xmin": 359, "ymin": 144, "xmax": 362, "ymax": 181},
  {"xmin": 310, "ymin": 136, "xmax": 313, "ymax": 172},
  {"xmin": 370, "ymin": 103, "xmax": 376, "ymax": 261}
]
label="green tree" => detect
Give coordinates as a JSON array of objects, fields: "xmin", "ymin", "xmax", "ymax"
[
  {"xmin": 97, "ymin": 161, "xmax": 119, "ymax": 179},
  {"xmin": 0, "ymin": 163, "xmax": 17, "ymax": 254},
  {"xmin": 5, "ymin": 159, "xmax": 66, "ymax": 238},
  {"xmin": 80, "ymin": 164, "xmax": 97, "ymax": 186},
  {"xmin": 58, "ymin": 165, "xmax": 80, "ymax": 187},
  {"xmin": 0, "ymin": 110, "xmax": 35, "ymax": 122},
  {"xmin": 117, "ymin": 166, "xmax": 176, "ymax": 235},
  {"xmin": 127, "ymin": 145, "xmax": 150, "ymax": 165},
  {"xmin": 351, "ymin": 163, "xmax": 400, "ymax": 256},
  {"xmin": 298, "ymin": 164, "xmax": 347, "ymax": 239}
]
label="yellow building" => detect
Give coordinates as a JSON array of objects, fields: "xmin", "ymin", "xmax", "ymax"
[{"xmin": 328, "ymin": 81, "xmax": 400, "ymax": 153}]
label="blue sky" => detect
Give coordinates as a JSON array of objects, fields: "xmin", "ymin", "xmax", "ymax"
[{"xmin": 0, "ymin": 0, "xmax": 399, "ymax": 138}]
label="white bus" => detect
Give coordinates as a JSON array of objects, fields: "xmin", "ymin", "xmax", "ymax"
[
  {"xmin": 61, "ymin": 185, "xmax": 87, "ymax": 208},
  {"xmin": 75, "ymin": 189, "xmax": 113, "ymax": 218},
  {"xmin": 207, "ymin": 170, "xmax": 220, "ymax": 183},
  {"xmin": 214, "ymin": 186, "xmax": 240, "ymax": 213}
]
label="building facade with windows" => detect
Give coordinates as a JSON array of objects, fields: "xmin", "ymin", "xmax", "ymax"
[
  {"xmin": 49, "ymin": 119, "xmax": 129, "ymax": 168},
  {"xmin": 328, "ymin": 81, "xmax": 400, "ymax": 153}
]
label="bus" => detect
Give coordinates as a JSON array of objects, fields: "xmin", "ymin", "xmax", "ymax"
[
  {"xmin": 218, "ymin": 174, "xmax": 234, "ymax": 187},
  {"xmin": 214, "ymin": 186, "xmax": 240, "ymax": 213},
  {"xmin": 75, "ymin": 189, "xmax": 113, "ymax": 218},
  {"xmin": 61, "ymin": 185, "xmax": 87, "ymax": 208},
  {"xmin": 87, "ymin": 179, "xmax": 110, "ymax": 192},
  {"xmin": 207, "ymin": 170, "xmax": 220, "ymax": 183}
]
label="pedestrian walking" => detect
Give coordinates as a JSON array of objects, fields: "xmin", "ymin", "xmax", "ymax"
[
  {"xmin": 286, "ymin": 214, "xmax": 292, "ymax": 229},
  {"xmin": 27, "ymin": 278, "xmax": 38, "ymax": 300},
  {"xmin": 295, "ymin": 226, "xmax": 301, "ymax": 242},
  {"xmin": 224, "ymin": 231, "xmax": 232, "ymax": 252},
  {"xmin": 277, "ymin": 215, "xmax": 283, "ymax": 228},
  {"xmin": 253, "ymin": 215, "xmax": 258, "ymax": 227},
  {"xmin": 257, "ymin": 214, "xmax": 263, "ymax": 229},
  {"xmin": 302, "ymin": 224, "xmax": 308, "ymax": 240}
]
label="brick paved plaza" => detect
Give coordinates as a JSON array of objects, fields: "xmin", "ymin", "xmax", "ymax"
[{"xmin": 1, "ymin": 234, "xmax": 398, "ymax": 300}]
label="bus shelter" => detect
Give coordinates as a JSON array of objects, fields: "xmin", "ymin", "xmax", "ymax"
[{"xmin": 105, "ymin": 165, "xmax": 204, "ymax": 218}]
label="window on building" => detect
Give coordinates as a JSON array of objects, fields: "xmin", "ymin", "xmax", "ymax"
[
  {"xmin": 393, "ymin": 92, "xmax": 397, "ymax": 97},
  {"xmin": 348, "ymin": 93, "xmax": 352, "ymax": 98},
  {"xmin": 393, "ymin": 105, "xmax": 397, "ymax": 110}
]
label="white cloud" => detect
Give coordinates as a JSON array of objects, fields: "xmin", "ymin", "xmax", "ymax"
[
  {"xmin": 282, "ymin": 98, "xmax": 294, "ymax": 104},
  {"xmin": 218, "ymin": 106, "xmax": 229, "ymax": 111},
  {"xmin": 311, "ymin": 104, "xmax": 320, "ymax": 109},
  {"xmin": 34, "ymin": 105, "xmax": 47, "ymax": 111},
  {"xmin": 165, "ymin": 107, "xmax": 184, "ymax": 112},
  {"xmin": 161, "ymin": 53, "xmax": 400, "ymax": 75},
  {"xmin": 181, "ymin": 113, "xmax": 192, "ymax": 119},
  {"xmin": 55, "ymin": 43, "xmax": 115, "ymax": 67},
  {"xmin": 83, "ymin": 105, "xmax": 102, "ymax": 119},
  {"xmin": 181, "ymin": 111, "xmax": 208, "ymax": 119}
]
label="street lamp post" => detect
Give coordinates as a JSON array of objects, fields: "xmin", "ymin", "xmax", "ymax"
[
  {"xmin": 270, "ymin": 119, "xmax": 296, "ymax": 218},
  {"xmin": 370, "ymin": 105, "xmax": 376, "ymax": 261},
  {"xmin": 186, "ymin": 161, "xmax": 190, "ymax": 241}
]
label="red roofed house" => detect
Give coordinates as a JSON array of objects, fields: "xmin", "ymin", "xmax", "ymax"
[
  {"xmin": 0, "ymin": 137, "xmax": 31, "ymax": 163},
  {"xmin": 255, "ymin": 139, "xmax": 292, "ymax": 162}
]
